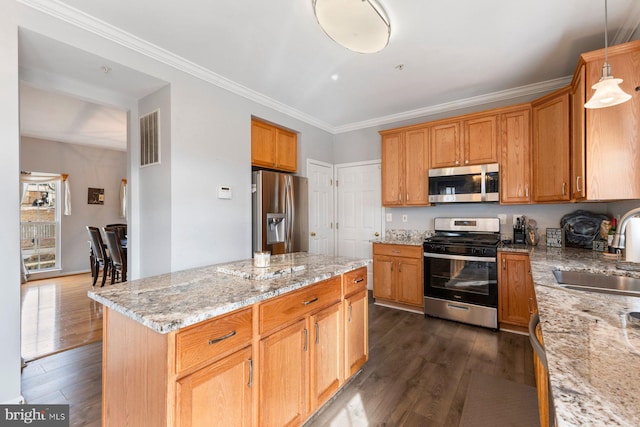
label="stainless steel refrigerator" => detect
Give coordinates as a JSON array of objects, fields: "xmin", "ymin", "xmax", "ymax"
[{"xmin": 252, "ymin": 170, "xmax": 308, "ymax": 255}]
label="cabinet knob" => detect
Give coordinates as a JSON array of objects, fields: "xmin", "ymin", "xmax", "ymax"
[
  {"xmin": 465, "ymin": 159, "xmax": 469, "ymax": 164},
  {"xmin": 455, "ymin": 160, "xmax": 460, "ymax": 165}
]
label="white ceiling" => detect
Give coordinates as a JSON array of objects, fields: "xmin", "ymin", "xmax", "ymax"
[{"xmin": 17, "ymin": 0, "xmax": 640, "ymax": 147}]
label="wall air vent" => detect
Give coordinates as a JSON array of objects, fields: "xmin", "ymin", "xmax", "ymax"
[{"xmin": 140, "ymin": 109, "xmax": 160, "ymax": 167}]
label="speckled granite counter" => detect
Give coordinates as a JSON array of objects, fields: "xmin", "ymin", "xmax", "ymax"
[
  {"xmin": 520, "ymin": 246, "xmax": 640, "ymax": 427},
  {"xmin": 88, "ymin": 253, "xmax": 370, "ymax": 334}
]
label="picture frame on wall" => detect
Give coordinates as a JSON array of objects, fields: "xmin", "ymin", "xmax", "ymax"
[{"xmin": 88, "ymin": 188, "xmax": 105, "ymax": 205}]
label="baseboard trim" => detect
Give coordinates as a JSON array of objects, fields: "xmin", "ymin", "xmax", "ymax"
[{"xmin": 2, "ymin": 395, "xmax": 25, "ymax": 404}]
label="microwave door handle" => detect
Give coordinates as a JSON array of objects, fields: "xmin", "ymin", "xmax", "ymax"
[{"xmin": 480, "ymin": 165, "xmax": 486, "ymax": 202}]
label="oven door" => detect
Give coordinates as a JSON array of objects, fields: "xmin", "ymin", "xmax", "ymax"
[{"xmin": 424, "ymin": 252, "xmax": 498, "ymax": 307}]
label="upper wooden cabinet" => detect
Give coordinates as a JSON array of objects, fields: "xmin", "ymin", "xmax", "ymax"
[
  {"xmin": 500, "ymin": 106, "xmax": 532, "ymax": 204},
  {"xmin": 579, "ymin": 41, "xmax": 640, "ymax": 200},
  {"xmin": 570, "ymin": 64, "xmax": 586, "ymax": 201},
  {"xmin": 430, "ymin": 114, "xmax": 498, "ymax": 169},
  {"xmin": 251, "ymin": 118, "xmax": 297, "ymax": 172},
  {"xmin": 532, "ymin": 88, "xmax": 571, "ymax": 202},
  {"xmin": 380, "ymin": 127, "xmax": 429, "ymax": 207}
]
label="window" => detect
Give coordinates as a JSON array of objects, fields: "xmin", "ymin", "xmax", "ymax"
[{"xmin": 20, "ymin": 175, "xmax": 61, "ymax": 272}]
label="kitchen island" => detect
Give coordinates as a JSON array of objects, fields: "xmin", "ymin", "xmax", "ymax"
[
  {"xmin": 505, "ymin": 246, "xmax": 640, "ymax": 427},
  {"xmin": 89, "ymin": 253, "xmax": 371, "ymax": 427}
]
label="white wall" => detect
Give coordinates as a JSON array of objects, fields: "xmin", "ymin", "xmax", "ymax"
[
  {"xmin": 138, "ymin": 86, "xmax": 172, "ymax": 276},
  {"xmin": 20, "ymin": 137, "xmax": 127, "ymax": 277},
  {"xmin": 1, "ymin": 0, "xmax": 22, "ymax": 404}
]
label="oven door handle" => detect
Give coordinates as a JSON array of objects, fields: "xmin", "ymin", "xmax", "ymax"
[{"xmin": 423, "ymin": 252, "xmax": 496, "ymax": 263}]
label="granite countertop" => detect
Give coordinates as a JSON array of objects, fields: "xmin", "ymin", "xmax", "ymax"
[
  {"xmin": 525, "ymin": 246, "xmax": 640, "ymax": 427},
  {"xmin": 372, "ymin": 237, "xmax": 425, "ymax": 246},
  {"xmin": 88, "ymin": 253, "xmax": 370, "ymax": 334}
]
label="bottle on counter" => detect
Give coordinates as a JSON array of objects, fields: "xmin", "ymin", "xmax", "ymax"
[{"xmin": 608, "ymin": 217, "xmax": 617, "ymax": 253}]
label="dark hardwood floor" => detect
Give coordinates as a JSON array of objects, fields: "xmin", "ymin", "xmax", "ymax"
[{"xmin": 21, "ymin": 294, "xmax": 535, "ymax": 427}]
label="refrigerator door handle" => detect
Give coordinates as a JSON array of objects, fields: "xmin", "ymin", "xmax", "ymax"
[{"xmin": 284, "ymin": 175, "xmax": 294, "ymax": 253}]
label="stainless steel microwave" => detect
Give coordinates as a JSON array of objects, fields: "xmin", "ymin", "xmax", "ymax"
[{"xmin": 428, "ymin": 163, "xmax": 499, "ymax": 203}]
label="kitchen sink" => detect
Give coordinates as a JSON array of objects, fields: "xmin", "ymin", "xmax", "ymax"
[{"xmin": 552, "ymin": 270, "xmax": 640, "ymax": 297}]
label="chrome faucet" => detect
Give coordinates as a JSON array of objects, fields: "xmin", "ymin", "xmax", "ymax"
[{"xmin": 611, "ymin": 206, "xmax": 640, "ymax": 249}]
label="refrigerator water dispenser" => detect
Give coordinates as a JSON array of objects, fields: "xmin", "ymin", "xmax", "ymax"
[{"xmin": 266, "ymin": 213, "xmax": 285, "ymax": 244}]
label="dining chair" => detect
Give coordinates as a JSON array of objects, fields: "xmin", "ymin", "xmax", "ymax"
[
  {"xmin": 106, "ymin": 223, "xmax": 127, "ymax": 245},
  {"xmin": 104, "ymin": 228, "xmax": 127, "ymax": 284},
  {"xmin": 86, "ymin": 226, "xmax": 110, "ymax": 287}
]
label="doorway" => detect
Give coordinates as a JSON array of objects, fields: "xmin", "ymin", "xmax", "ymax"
[
  {"xmin": 335, "ymin": 161, "xmax": 383, "ymax": 287},
  {"xmin": 307, "ymin": 159, "xmax": 335, "ymax": 255}
]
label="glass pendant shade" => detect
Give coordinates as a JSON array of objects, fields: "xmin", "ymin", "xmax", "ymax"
[
  {"xmin": 313, "ymin": 0, "xmax": 390, "ymax": 54},
  {"xmin": 584, "ymin": 73, "xmax": 632, "ymax": 109},
  {"xmin": 584, "ymin": 0, "xmax": 632, "ymax": 109}
]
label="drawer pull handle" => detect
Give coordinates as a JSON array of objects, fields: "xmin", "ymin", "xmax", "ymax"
[
  {"xmin": 315, "ymin": 322, "xmax": 320, "ymax": 344},
  {"xmin": 349, "ymin": 304, "xmax": 353, "ymax": 323},
  {"xmin": 391, "ymin": 250, "xmax": 400, "ymax": 254},
  {"xmin": 248, "ymin": 358, "xmax": 253, "ymax": 388},
  {"xmin": 303, "ymin": 328, "xmax": 308, "ymax": 352},
  {"xmin": 303, "ymin": 297, "xmax": 319, "ymax": 305},
  {"xmin": 353, "ymin": 277, "xmax": 365, "ymax": 284},
  {"xmin": 208, "ymin": 330, "xmax": 236, "ymax": 345}
]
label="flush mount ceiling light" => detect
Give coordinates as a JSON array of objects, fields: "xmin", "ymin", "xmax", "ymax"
[
  {"xmin": 585, "ymin": 0, "xmax": 632, "ymax": 109},
  {"xmin": 312, "ymin": 0, "xmax": 391, "ymax": 54}
]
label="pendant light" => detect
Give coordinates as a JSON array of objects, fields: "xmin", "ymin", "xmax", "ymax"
[
  {"xmin": 585, "ymin": 0, "xmax": 632, "ymax": 109},
  {"xmin": 312, "ymin": 0, "xmax": 391, "ymax": 54}
]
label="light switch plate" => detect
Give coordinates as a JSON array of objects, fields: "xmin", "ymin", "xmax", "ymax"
[
  {"xmin": 386, "ymin": 213, "xmax": 392, "ymax": 222},
  {"xmin": 498, "ymin": 214, "xmax": 507, "ymax": 225},
  {"xmin": 402, "ymin": 214, "xmax": 408, "ymax": 223}
]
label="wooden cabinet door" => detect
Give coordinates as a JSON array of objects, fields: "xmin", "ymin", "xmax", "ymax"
[
  {"xmin": 259, "ymin": 319, "xmax": 308, "ymax": 427},
  {"xmin": 571, "ymin": 65, "xmax": 586, "ymax": 201},
  {"xmin": 344, "ymin": 289, "xmax": 368, "ymax": 379},
  {"xmin": 276, "ymin": 128, "xmax": 297, "ymax": 172},
  {"xmin": 463, "ymin": 114, "xmax": 498, "ymax": 166},
  {"xmin": 251, "ymin": 119, "xmax": 276, "ymax": 168},
  {"xmin": 430, "ymin": 121, "xmax": 460, "ymax": 168},
  {"xmin": 396, "ymin": 257, "xmax": 423, "ymax": 307},
  {"xmin": 373, "ymin": 255, "xmax": 395, "ymax": 300},
  {"xmin": 532, "ymin": 89, "xmax": 570, "ymax": 202},
  {"xmin": 585, "ymin": 46, "xmax": 640, "ymax": 200},
  {"xmin": 404, "ymin": 128, "xmax": 430, "ymax": 205},
  {"xmin": 310, "ymin": 303, "xmax": 342, "ymax": 410},
  {"xmin": 498, "ymin": 253, "xmax": 534, "ymax": 328},
  {"xmin": 176, "ymin": 346, "xmax": 252, "ymax": 427},
  {"xmin": 500, "ymin": 108, "xmax": 531, "ymax": 204},
  {"xmin": 381, "ymin": 132, "xmax": 404, "ymax": 206}
]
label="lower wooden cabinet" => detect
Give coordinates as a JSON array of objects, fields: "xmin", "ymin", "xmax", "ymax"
[
  {"xmin": 498, "ymin": 252, "xmax": 537, "ymax": 330},
  {"xmin": 344, "ymin": 289, "xmax": 368, "ymax": 379},
  {"xmin": 102, "ymin": 269, "xmax": 369, "ymax": 427},
  {"xmin": 260, "ymin": 319, "xmax": 309, "ymax": 427},
  {"xmin": 373, "ymin": 243, "xmax": 424, "ymax": 312},
  {"xmin": 310, "ymin": 303, "xmax": 342, "ymax": 409},
  {"xmin": 176, "ymin": 346, "xmax": 252, "ymax": 427}
]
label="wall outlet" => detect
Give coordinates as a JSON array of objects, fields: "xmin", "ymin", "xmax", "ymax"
[
  {"xmin": 498, "ymin": 214, "xmax": 507, "ymax": 225},
  {"xmin": 402, "ymin": 214, "xmax": 408, "ymax": 223},
  {"xmin": 386, "ymin": 213, "xmax": 392, "ymax": 222}
]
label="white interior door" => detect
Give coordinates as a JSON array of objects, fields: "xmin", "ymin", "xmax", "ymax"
[
  {"xmin": 307, "ymin": 159, "xmax": 334, "ymax": 255},
  {"xmin": 336, "ymin": 161, "xmax": 382, "ymax": 288}
]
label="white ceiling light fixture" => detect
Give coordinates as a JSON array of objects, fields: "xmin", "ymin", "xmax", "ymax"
[
  {"xmin": 313, "ymin": 0, "xmax": 391, "ymax": 54},
  {"xmin": 585, "ymin": 0, "xmax": 632, "ymax": 109}
]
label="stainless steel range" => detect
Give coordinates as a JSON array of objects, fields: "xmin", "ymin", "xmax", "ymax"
[{"xmin": 423, "ymin": 217, "xmax": 500, "ymax": 329}]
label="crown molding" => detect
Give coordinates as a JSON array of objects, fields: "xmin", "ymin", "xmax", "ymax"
[
  {"xmin": 335, "ymin": 76, "xmax": 573, "ymax": 133},
  {"xmin": 17, "ymin": 0, "xmax": 584, "ymax": 136}
]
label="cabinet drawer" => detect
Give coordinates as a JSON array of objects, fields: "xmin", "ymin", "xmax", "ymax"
[
  {"xmin": 176, "ymin": 307, "xmax": 252, "ymax": 374},
  {"xmin": 373, "ymin": 243, "xmax": 422, "ymax": 258},
  {"xmin": 344, "ymin": 267, "xmax": 368, "ymax": 296},
  {"xmin": 260, "ymin": 276, "xmax": 341, "ymax": 335}
]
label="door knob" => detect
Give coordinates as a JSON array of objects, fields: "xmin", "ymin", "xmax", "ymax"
[
  {"xmin": 310, "ymin": 232, "xmax": 316, "ymax": 237},
  {"xmin": 374, "ymin": 232, "xmax": 380, "ymax": 237}
]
